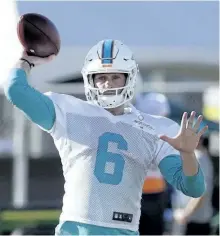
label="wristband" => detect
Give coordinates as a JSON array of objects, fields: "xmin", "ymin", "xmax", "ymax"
[{"xmin": 20, "ymin": 58, "xmax": 35, "ymax": 68}]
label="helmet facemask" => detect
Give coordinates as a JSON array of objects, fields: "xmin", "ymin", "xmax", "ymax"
[{"xmin": 84, "ymin": 70, "xmax": 137, "ymax": 109}]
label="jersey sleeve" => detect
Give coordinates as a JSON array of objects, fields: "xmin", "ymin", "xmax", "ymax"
[
  {"xmin": 4, "ymin": 68, "xmax": 56, "ymax": 131},
  {"xmin": 154, "ymin": 121, "xmax": 180, "ymax": 165},
  {"xmin": 43, "ymin": 92, "xmax": 84, "ymax": 139},
  {"xmin": 159, "ymin": 154, "xmax": 205, "ymax": 197},
  {"xmin": 43, "ymin": 91, "xmax": 66, "ymax": 139}
]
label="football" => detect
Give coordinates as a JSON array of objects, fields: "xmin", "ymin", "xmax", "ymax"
[{"xmin": 17, "ymin": 13, "xmax": 61, "ymax": 57}]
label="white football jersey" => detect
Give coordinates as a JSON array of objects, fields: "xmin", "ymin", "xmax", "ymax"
[{"xmin": 43, "ymin": 92, "xmax": 180, "ymax": 231}]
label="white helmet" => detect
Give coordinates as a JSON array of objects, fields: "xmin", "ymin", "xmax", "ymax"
[{"xmin": 81, "ymin": 39, "xmax": 138, "ymax": 108}]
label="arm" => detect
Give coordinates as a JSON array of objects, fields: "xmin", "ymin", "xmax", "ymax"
[
  {"xmin": 157, "ymin": 112, "xmax": 208, "ymax": 198},
  {"xmin": 159, "ymin": 155, "xmax": 205, "ymax": 198},
  {"xmin": 4, "ymin": 59, "xmax": 56, "ymax": 131},
  {"xmin": 180, "ymin": 151, "xmax": 199, "ymax": 176}
]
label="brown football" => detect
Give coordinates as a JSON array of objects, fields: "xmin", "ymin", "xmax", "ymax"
[{"xmin": 17, "ymin": 13, "xmax": 61, "ymax": 57}]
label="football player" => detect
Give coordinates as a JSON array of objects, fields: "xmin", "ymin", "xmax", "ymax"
[{"xmin": 4, "ymin": 39, "xmax": 207, "ymax": 235}]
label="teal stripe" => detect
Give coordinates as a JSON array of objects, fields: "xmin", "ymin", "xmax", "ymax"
[
  {"xmin": 56, "ymin": 221, "xmax": 138, "ymax": 235},
  {"xmin": 102, "ymin": 39, "xmax": 113, "ymax": 64}
]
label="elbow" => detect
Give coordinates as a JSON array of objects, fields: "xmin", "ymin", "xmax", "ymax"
[
  {"xmin": 179, "ymin": 169, "xmax": 206, "ymax": 198},
  {"xmin": 186, "ymin": 180, "xmax": 206, "ymax": 198},
  {"xmin": 189, "ymin": 189, "xmax": 205, "ymax": 198},
  {"xmin": 185, "ymin": 165, "xmax": 206, "ymax": 198},
  {"xmin": 195, "ymin": 182, "xmax": 206, "ymax": 198}
]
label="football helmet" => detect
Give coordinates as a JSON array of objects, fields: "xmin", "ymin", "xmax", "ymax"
[{"xmin": 81, "ymin": 39, "xmax": 138, "ymax": 108}]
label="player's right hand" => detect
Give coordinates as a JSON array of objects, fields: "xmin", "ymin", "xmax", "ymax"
[{"xmin": 20, "ymin": 50, "xmax": 56, "ymax": 67}]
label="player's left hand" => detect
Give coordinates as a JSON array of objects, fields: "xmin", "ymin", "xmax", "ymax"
[{"xmin": 159, "ymin": 111, "xmax": 208, "ymax": 153}]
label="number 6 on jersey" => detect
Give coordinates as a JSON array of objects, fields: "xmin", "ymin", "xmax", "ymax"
[{"xmin": 94, "ymin": 132, "xmax": 128, "ymax": 185}]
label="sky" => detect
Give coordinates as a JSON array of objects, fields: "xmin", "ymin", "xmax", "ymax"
[{"xmin": 17, "ymin": 1, "xmax": 219, "ymax": 49}]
